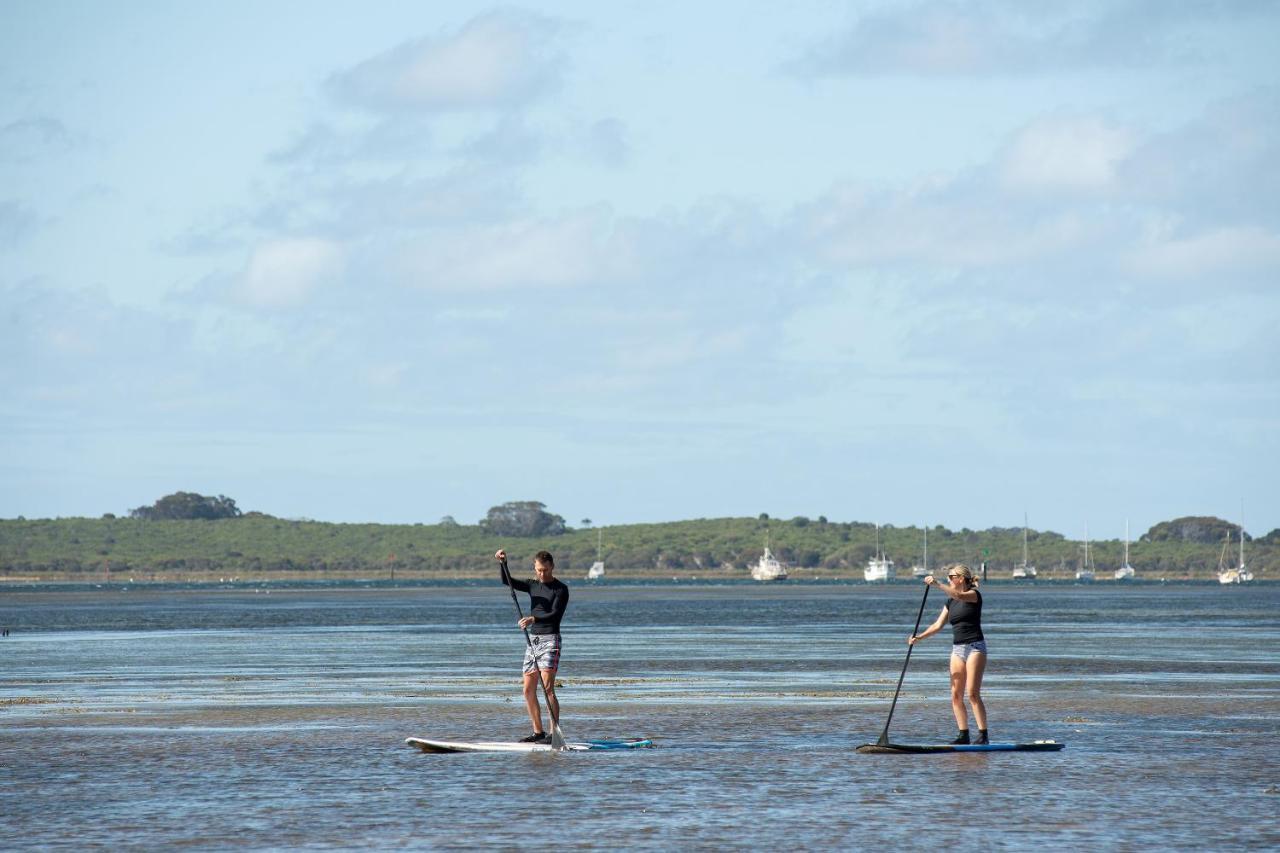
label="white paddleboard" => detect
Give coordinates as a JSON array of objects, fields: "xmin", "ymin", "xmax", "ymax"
[{"xmin": 406, "ymin": 737, "xmax": 652, "ymax": 754}]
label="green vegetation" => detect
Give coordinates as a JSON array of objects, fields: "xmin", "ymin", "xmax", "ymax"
[
  {"xmin": 129, "ymin": 491, "xmax": 243, "ymax": 520},
  {"xmin": 480, "ymin": 501, "xmax": 566, "ymax": 537},
  {"xmin": 0, "ymin": 504, "xmax": 1273, "ymax": 582}
]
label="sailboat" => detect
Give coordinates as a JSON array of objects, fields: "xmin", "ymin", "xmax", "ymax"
[
  {"xmin": 1218, "ymin": 517, "xmax": 1253, "ymax": 584},
  {"xmin": 864, "ymin": 524, "xmax": 895, "ymax": 582},
  {"xmin": 911, "ymin": 527, "xmax": 929, "ymax": 578},
  {"xmin": 1075, "ymin": 523, "xmax": 1095, "ymax": 583},
  {"xmin": 586, "ymin": 528, "xmax": 605, "ymax": 580},
  {"xmin": 751, "ymin": 532, "xmax": 788, "ymax": 582},
  {"xmin": 1012, "ymin": 514, "xmax": 1037, "ymax": 580},
  {"xmin": 1114, "ymin": 519, "xmax": 1135, "ymax": 581}
]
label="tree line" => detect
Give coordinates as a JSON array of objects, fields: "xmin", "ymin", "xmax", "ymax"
[{"xmin": 1, "ymin": 494, "xmax": 1274, "ymax": 580}]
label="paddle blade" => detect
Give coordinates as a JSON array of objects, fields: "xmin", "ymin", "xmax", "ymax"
[{"xmin": 550, "ymin": 723, "xmax": 567, "ymax": 751}]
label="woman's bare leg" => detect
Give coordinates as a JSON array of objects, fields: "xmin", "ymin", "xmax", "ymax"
[
  {"xmin": 949, "ymin": 656, "xmax": 969, "ymax": 729},
  {"xmin": 966, "ymin": 651, "xmax": 988, "ymax": 730}
]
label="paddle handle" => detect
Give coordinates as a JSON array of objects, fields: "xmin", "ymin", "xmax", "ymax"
[
  {"xmin": 500, "ymin": 558, "xmax": 536, "ymax": 648},
  {"xmin": 877, "ymin": 584, "xmax": 930, "ymax": 746}
]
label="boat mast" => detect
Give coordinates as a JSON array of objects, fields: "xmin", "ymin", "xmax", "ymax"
[
  {"xmin": 1124, "ymin": 519, "xmax": 1130, "ymax": 566},
  {"xmin": 1239, "ymin": 501, "xmax": 1245, "ymax": 571},
  {"xmin": 923, "ymin": 525, "xmax": 928, "ymax": 573},
  {"xmin": 1022, "ymin": 513, "xmax": 1029, "ymax": 567}
]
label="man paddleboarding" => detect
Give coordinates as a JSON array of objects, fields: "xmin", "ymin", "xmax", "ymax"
[
  {"xmin": 496, "ymin": 549, "xmax": 570, "ymax": 744},
  {"xmin": 908, "ymin": 563, "xmax": 989, "ymax": 745}
]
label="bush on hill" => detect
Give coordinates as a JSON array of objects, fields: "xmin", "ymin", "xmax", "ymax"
[
  {"xmin": 130, "ymin": 492, "xmax": 242, "ymax": 521},
  {"xmin": 1141, "ymin": 516, "xmax": 1244, "ymax": 544}
]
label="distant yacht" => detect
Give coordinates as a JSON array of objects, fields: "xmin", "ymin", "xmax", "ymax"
[
  {"xmin": 1114, "ymin": 519, "xmax": 1136, "ymax": 581},
  {"xmin": 586, "ymin": 528, "xmax": 605, "ymax": 580},
  {"xmin": 1012, "ymin": 514, "xmax": 1037, "ymax": 580},
  {"xmin": 1218, "ymin": 515, "xmax": 1253, "ymax": 585},
  {"xmin": 1075, "ymin": 524, "xmax": 1095, "ymax": 583},
  {"xmin": 751, "ymin": 532, "xmax": 788, "ymax": 582},
  {"xmin": 865, "ymin": 524, "xmax": 895, "ymax": 583},
  {"xmin": 910, "ymin": 526, "xmax": 929, "ymax": 578}
]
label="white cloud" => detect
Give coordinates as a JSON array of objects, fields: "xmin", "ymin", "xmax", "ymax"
[
  {"xmin": 798, "ymin": 179, "xmax": 1104, "ymax": 269},
  {"xmin": 237, "ymin": 238, "xmax": 346, "ymax": 308},
  {"xmin": 791, "ymin": 0, "xmax": 1278, "ymax": 77},
  {"xmin": 999, "ymin": 115, "xmax": 1138, "ymax": 195},
  {"xmin": 390, "ymin": 208, "xmax": 633, "ymax": 291},
  {"xmin": 327, "ymin": 10, "xmax": 566, "ymax": 113},
  {"xmin": 1124, "ymin": 224, "xmax": 1280, "ymax": 280},
  {"xmin": 0, "ymin": 116, "xmax": 83, "ymax": 163},
  {"xmin": 1119, "ymin": 90, "xmax": 1280, "ymax": 226}
]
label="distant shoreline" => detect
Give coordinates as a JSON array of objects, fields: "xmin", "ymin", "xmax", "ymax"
[{"xmin": 0, "ymin": 572, "xmax": 1262, "ymax": 589}]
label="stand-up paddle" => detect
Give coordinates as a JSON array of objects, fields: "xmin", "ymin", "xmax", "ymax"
[
  {"xmin": 501, "ymin": 557, "xmax": 566, "ymax": 751},
  {"xmin": 871, "ymin": 584, "xmax": 930, "ymax": 747}
]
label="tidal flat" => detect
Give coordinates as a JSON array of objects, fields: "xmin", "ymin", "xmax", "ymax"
[{"xmin": 2, "ymin": 583, "xmax": 1277, "ymax": 849}]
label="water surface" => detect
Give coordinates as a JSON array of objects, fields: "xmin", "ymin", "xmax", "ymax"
[{"xmin": 2, "ymin": 583, "xmax": 1277, "ymax": 849}]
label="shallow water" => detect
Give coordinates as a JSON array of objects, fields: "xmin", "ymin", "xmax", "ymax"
[{"xmin": 2, "ymin": 583, "xmax": 1277, "ymax": 849}]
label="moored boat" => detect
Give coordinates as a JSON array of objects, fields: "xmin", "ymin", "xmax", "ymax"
[
  {"xmin": 751, "ymin": 533, "xmax": 788, "ymax": 581},
  {"xmin": 910, "ymin": 526, "xmax": 929, "ymax": 578},
  {"xmin": 1012, "ymin": 514, "xmax": 1037, "ymax": 580},
  {"xmin": 865, "ymin": 524, "xmax": 895, "ymax": 582},
  {"xmin": 1218, "ymin": 515, "xmax": 1253, "ymax": 584},
  {"xmin": 1114, "ymin": 519, "xmax": 1135, "ymax": 581},
  {"xmin": 586, "ymin": 528, "xmax": 605, "ymax": 580},
  {"xmin": 1075, "ymin": 523, "xmax": 1095, "ymax": 583}
]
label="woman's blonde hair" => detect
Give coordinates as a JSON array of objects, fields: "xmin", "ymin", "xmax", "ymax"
[{"xmin": 946, "ymin": 563, "xmax": 978, "ymax": 588}]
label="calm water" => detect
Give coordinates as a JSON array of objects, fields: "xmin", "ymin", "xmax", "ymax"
[{"xmin": 2, "ymin": 583, "xmax": 1277, "ymax": 850}]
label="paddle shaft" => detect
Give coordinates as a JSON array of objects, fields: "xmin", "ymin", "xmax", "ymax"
[
  {"xmin": 877, "ymin": 584, "xmax": 931, "ymax": 746},
  {"xmin": 500, "ymin": 558, "xmax": 563, "ymax": 744}
]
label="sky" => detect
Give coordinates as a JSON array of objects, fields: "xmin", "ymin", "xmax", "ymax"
[{"xmin": 2, "ymin": 0, "xmax": 1278, "ymax": 539}]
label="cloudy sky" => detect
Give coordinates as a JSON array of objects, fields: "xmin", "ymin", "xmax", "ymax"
[{"xmin": 3, "ymin": 0, "xmax": 1277, "ymax": 538}]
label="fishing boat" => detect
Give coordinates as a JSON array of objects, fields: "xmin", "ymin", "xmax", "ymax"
[
  {"xmin": 910, "ymin": 527, "xmax": 929, "ymax": 578},
  {"xmin": 1218, "ymin": 520, "xmax": 1253, "ymax": 584},
  {"xmin": 751, "ymin": 533, "xmax": 788, "ymax": 582},
  {"xmin": 865, "ymin": 524, "xmax": 895, "ymax": 582},
  {"xmin": 1114, "ymin": 519, "xmax": 1135, "ymax": 581},
  {"xmin": 1075, "ymin": 524, "xmax": 1095, "ymax": 583},
  {"xmin": 1012, "ymin": 514, "xmax": 1037, "ymax": 580},
  {"xmin": 586, "ymin": 528, "xmax": 605, "ymax": 580}
]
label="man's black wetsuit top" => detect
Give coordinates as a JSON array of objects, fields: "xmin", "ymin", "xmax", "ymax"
[
  {"xmin": 944, "ymin": 589, "xmax": 984, "ymax": 644},
  {"xmin": 501, "ymin": 570, "xmax": 570, "ymax": 635}
]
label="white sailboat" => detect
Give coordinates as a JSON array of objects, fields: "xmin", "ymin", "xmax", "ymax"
[
  {"xmin": 586, "ymin": 528, "xmax": 605, "ymax": 580},
  {"xmin": 1114, "ymin": 519, "xmax": 1136, "ymax": 581},
  {"xmin": 1075, "ymin": 523, "xmax": 1095, "ymax": 583},
  {"xmin": 1012, "ymin": 514, "xmax": 1037, "ymax": 580},
  {"xmin": 910, "ymin": 526, "xmax": 929, "ymax": 578},
  {"xmin": 751, "ymin": 533, "xmax": 788, "ymax": 582},
  {"xmin": 1218, "ymin": 517, "xmax": 1253, "ymax": 584},
  {"xmin": 865, "ymin": 524, "xmax": 895, "ymax": 582}
]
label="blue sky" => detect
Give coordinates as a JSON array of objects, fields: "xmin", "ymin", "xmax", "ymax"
[{"xmin": 3, "ymin": 0, "xmax": 1278, "ymax": 538}]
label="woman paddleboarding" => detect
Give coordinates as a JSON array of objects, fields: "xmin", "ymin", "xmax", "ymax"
[{"xmin": 908, "ymin": 563, "xmax": 988, "ymax": 745}]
